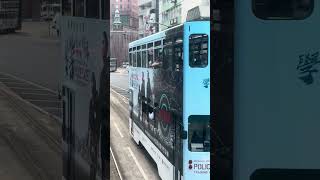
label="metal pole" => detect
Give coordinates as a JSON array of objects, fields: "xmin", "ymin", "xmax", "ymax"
[{"xmin": 156, "ymin": 0, "xmax": 159, "ymax": 32}]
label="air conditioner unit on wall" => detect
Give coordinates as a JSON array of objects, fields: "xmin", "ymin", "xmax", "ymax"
[{"xmin": 170, "ymin": 17, "xmax": 178, "ymax": 25}]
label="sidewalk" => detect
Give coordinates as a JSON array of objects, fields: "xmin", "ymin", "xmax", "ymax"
[
  {"xmin": 0, "ymin": 82, "xmax": 61, "ymax": 180},
  {"xmin": 18, "ymin": 21, "xmax": 59, "ymax": 40}
]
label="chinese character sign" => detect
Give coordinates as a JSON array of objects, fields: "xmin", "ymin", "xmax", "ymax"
[{"xmin": 297, "ymin": 51, "xmax": 320, "ymax": 85}]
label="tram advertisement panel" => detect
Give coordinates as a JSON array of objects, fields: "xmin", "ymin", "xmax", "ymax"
[
  {"xmin": 61, "ymin": 16, "xmax": 109, "ymax": 180},
  {"xmin": 130, "ymin": 67, "xmax": 183, "ymax": 163}
]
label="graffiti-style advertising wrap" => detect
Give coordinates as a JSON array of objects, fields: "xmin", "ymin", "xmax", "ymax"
[{"xmin": 60, "ymin": 16, "xmax": 109, "ymax": 180}]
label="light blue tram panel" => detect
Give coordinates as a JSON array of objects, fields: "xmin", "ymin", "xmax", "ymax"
[
  {"xmin": 234, "ymin": 0, "xmax": 320, "ymax": 180},
  {"xmin": 183, "ymin": 20, "xmax": 210, "ymax": 180}
]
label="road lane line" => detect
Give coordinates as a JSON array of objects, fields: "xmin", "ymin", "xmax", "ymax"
[
  {"xmin": 126, "ymin": 147, "xmax": 148, "ymax": 180},
  {"xmin": 110, "ymin": 147, "xmax": 124, "ymax": 180},
  {"xmin": 20, "ymin": 92, "xmax": 57, "ymax": 96},
  {"xmin": 111, "ymin": 84, "xmax": 128, "ymax": 92},
  {"xmin": 42, "ymin": 107, "xmax": 62, "ymax": 110},
  {"xmin": 2, "ymin": 82, "xmax": 31, "ymax": 85},
  {"xmin": 26, "ymin": 99, "xmax": 61, "ymax": 103},
  {"xmin": 113, "ymin": 122, "xmax": 124, "ymax": 138},
  {"xmin": 110, "ymin": 88, "xmax": 129, "ymax": 102},
  {"xmin": 8, "ymin": 87, "xmax": 43, "ymax": 90},
  {"xmin": 0, "ymin": 72, "xmax": 57, "ymax": 94}
]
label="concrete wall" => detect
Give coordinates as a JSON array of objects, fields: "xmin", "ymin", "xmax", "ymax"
[{"xmin": 110, "ymin": 30, "xmax": 139, "ymax": 66}]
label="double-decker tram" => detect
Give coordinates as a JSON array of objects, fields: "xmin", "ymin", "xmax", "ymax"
[
  {"xmin": 0, "ymin": 0, "xmax": 22, "ymax": 32},
  {"xmin": 128, "ymin": 6, "xmax": 210, "ymax": 180}
]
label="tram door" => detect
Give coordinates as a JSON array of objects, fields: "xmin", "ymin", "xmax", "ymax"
[
  {"xmin": 62, "ymin": 86, "xmax": 75, "ymax": 180},
  {"xmin": 128, "ymin": 88, "xmax": 134, "ymax": 135},
  {"xmin": 173, "ymin": 114, "xmax": 183, "ymax": 180}
]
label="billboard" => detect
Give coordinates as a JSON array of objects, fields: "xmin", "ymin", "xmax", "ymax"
[{"xmin": 60, "ymin": 16, "xmax": 110, "ymax": 180}]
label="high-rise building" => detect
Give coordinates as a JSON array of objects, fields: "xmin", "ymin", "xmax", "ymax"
[
  {"xmin": 138, "ymin": 0, "xmax": 157, "ymax": 38},
  {"xmin": 159, "ymin": 0, "xmax": 209, "ymax": 31}
]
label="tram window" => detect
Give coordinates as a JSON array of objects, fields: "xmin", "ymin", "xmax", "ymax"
[
  {"xmin": 253, "ymin": 0, "xmax": 314, "ymax": 20},
  {"xmin": 142, "ymin": 51, "xmax": 147, "ymax": 68},
  {"xmin": 163, "ymin": 39, "xmax": 173, "ymax": 70},
  {"xmin": 137, "ymin": 51, "xmax": 141, "ymax": 67},
  {"xmin": 133, "ymin": 52, "xmax": 136, "ymax": 67},
  {"xmin": 155, "ymin": 40, "xmax": 162, "ymax": 47},
  {"xmin": 142, "ymin": 44, "xmax": 146, "ymax": 49},
  {"xmin": 174, "ymin": 38, "xmax": 183, "ymax": 72},
  {"xmin": 147, "ymin": 42, "xmax": 153, "ymax": 48},
  {"xmin": 129, "ymin": 53, "xmax": 133, "ymax": 66},
  {"xmin": 188, "ymin": 115, "xmax": 210, "ymax": 152},
  {"xmin": 189, "ymin": 34, "xmax": 208, "ymax": 68},
  {"xmin": 148, "ymin": 48, "xmax": 154, "ymax": 67},
  {"xmin": 153, "ymin": 48, "xmax": 163, "ymax": 69}
]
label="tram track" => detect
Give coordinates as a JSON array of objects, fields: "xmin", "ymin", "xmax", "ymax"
[
  {"xmin": 0, "ymin": 87, "xmax": 61, "ymax": 180},
  {"xmin": 4, "ymin": 87, "xmax": 62, "ymax": 154},
  {"xmin": 110, "ymin": 147, "xmax": 124, "ymax": 180},
  {"xmin": 0, "ymin": 127, "xmax": 49, "ymax": 180},
  {"xmin": 0, "ymin": 72, "xmax": 62, "ymax": 121}
]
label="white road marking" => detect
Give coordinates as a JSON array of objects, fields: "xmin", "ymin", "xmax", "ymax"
[
  {"xmin": 0, "ymin": 72, "xmax": 57, "ymax": 94},
  {"xmin": 111, "ymin": 84, "xmax": 128, "ymax": 92},
  {"xmin": 20, "ymin": 92, "xmax": 56, "ymax": 96},
  {"xmin": 110, "ymin": 147, "xmax": 124, "ymax": 180},
  {"xmin": 110, "ymin": 88, "xmax": 129, "ymax": 103},
  {"xmin": 42, "ymin": 107, "xmax": 61, "ymax": 110},
  {"xmin": 2, "ymin": 81, "xmax": 30, "ymax": 85},
  {"xmin": 9, "ymin": 87, "xmax": 43, "ymax": 90},
  {"xmin": 26, "ymin": 99, "xmax": 60, "ymax": 103},
  {"xmin": 126, "ymin": 147, "xmax": 148, "ymax": 180},
  {"xmin": 113, "ymin": 122, "xmax": 124, "ymax": 138}
]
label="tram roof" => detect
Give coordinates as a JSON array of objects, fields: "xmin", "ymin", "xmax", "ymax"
[{"xmin": 129, "ymin": 24, "xmax": 184, "ymax": 47}]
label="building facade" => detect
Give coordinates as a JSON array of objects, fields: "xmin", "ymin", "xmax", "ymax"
[
  {"xmin": 111, "ymin": 0, "xmax": 139, "ymax": 65},
  {"xmin": 110, "ymin": 30, "xmax": 138, "ymax": 66},
  {"xmin": 110, "ymin": 0, "xmax": 139, "ymax": 31},
  {"xmin": 138, "ymin": 0, "xmax": 157, "ymax": 38},
  {"xmin": 159, "ymin": 0, "xmax": 209, "ymax": 31},
  {"xmin": 61, "ymin": 0, "xmax": 109, "ymax": 19},
  {"xmin": 22, "ymin": 0, "xmax": 41, "ymax": 20}
]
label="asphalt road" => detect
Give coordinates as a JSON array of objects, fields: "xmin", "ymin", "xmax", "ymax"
[
  {"xmin": 110, "ymin": 90, "xmax": 161, "ymax": 180},
  {"xmin": 110, "ymin": 70, "xmax": 129, "ymax": 91},
  {"xmin": 0, "ymin": 21, "xmax": 63, "ymax": 91}
]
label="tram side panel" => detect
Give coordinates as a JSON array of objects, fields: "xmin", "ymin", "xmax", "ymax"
[
  {"xmin": 61, "ymin": 16, "xmax": 109, "ymax": 180},
  {"xmin": 129, "ymin": 63, "xmax": 183, "ymax": 180},
  {"xmin": 234, "ymin": 1, "xmax": 320, "ymax": 180}
]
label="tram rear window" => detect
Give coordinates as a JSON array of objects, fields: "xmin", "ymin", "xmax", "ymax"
[
  {"xmin": 188, "ymin": 115, "xmax": 210, "ymax": 152},
  {"xmin": 253, "ymin": 0, "xmax": 314, "ymax": 20},
  {"xmin": 189, "ymin": 34, "xmax": 208, "ymax": 68}
]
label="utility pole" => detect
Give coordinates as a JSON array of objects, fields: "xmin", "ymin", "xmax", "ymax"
[{"xmin": 155, "ymin": 0, "xmax": 159, "ymax": 32}]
